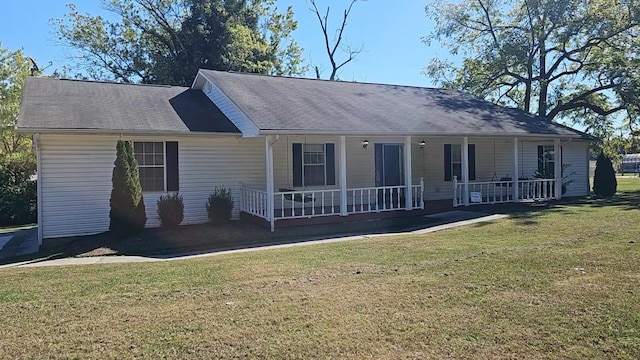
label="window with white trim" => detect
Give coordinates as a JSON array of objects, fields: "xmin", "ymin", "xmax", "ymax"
[
  {"xmin": 451, "ymin": 144, "xmax": 462, "ymax": 180},
  {"xmin": 134, "ymin": 142, "xmax": 165, "ymax": 192},
  {"xmin": 540, "ymin": 145, "xmax": 555, "ymax": 178},
  {"xmin": 303, "ymin": 144, "xmax": 326, "ymax": 186}
]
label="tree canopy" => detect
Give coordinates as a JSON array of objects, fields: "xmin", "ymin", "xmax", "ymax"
[
  {"xmin": 424, "ymin": 0, "xmax": 640, "ymax": 136},
  {"xmin": 54, "ymin": 0, "xmax": 305, "ymax": 86},
  {"xmin": 0, "ymin": 43, "xmax": 35, "ymax": 155}
]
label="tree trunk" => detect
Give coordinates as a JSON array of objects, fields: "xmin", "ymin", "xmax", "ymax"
[{"xmin": 538, "ymin": 39, "xmax": 548, "ymax": 118}]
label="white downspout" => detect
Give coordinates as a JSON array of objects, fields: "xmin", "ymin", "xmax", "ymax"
[{"xmin": 34, "ymin": 133, "xmax": 43, "ymax": 246}]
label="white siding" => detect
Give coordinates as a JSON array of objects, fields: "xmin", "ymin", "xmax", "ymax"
[
  {"xmin": 39, "ymin": 134, "xmax": 264, "ymax": 239},
  {"xmin": 562, "ymin": 141, "xmax": 590, "ymax": 197},
  {"xmin": 39, "ymin": 134, "xmax": 590, "ymax": 238},
  {"xmin": 270, "ymin": 136, "xmax": 412, "ymax": 190},
  {"xmin": 202, "ymin": 81, "xmax": 260, "ymax": 137}
]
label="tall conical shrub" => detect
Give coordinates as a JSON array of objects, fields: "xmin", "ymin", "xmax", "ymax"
[
  {"xmin": 125, "ymin": 141, "xmax": 147, "ymax": 232},
  {"xmin": 109, "ymin": 140, "xmax": 146, "ymax": 237},
  {"xmin": 593, "ymin": 153, "xmax": 617, "ymax": 198}
]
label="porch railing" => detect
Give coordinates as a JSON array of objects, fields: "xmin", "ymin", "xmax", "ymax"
[
  {"xmin": 519, "ymin": 179, "xmax": 556, "ymax": 201},
  {"xmin": 240, "ymin": 187, "xmax": 268, "ymax": 220},
  {"xmin": 240, "ymin": 178, "xmax": 424, "ymax": 221},
  {"xmin": 453, "ymin": 177, "xmax": 556, "ymax": 206},
  {"xmin": 274, "ymin": 189, "xmax": 342, "ymax": 219}
]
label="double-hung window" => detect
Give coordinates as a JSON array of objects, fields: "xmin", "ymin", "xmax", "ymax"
[
  {"xmin": 444, "ymin": 144, "xmax": 476, "ymax": 181},
  {"xmin": 538, "ymin": 145, "xmax": 555, "ymax": 178},
  {"xmin": 292, "ymin": 143, "xmax": 336, "ymax": 187},
  {"xmin": 131, "ymin": 141, "xmax": 179, "ymax": 192},
  {"xmin": 303, "ymin": 144, "xmax": 326, "ymax": 186}
]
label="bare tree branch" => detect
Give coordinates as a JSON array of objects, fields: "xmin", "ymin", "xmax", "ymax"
[{"xmin": 309, "ymin": 0, "xmax": 362, "ymax": 80}]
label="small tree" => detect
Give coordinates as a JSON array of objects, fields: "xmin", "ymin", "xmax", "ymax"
[
  {"xmin": 125, "ymin": 141, "xmax": 146, "ymax": 232},
  {"xmin": 109, "ymin": 140, "xmax": 146, "ymax": 237},
  {"xmin": 593, "ymin": 153, "xmax": 617, "ymax": 198}
]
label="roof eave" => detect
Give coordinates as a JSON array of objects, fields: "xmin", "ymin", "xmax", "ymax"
[
  {"xmin": 258, "ymin": 129, "xmax": 588, "ymax": 139},
  {"xmin": 16, "ymin": 127, "xmax": 242, "ymax": 137}
]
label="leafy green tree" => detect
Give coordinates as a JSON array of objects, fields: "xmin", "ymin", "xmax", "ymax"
[
  {"xmin": 424, "ymin": 0, "xmax": 640, "ymax": 129},
  {"xmin": 0, "ymin": 43, "xmax": 38, "ymax": 226},
  {"xmin": 0, "ymin": 43, "xmax": 35, "ymax": 155},
  {"xmin": 593, "ymin": 153, "xmax": 617, "ymax": 197},
  {"xmin": 54, "ymin": 0, "xmax": 304, "ymax": 86},
  {"xmin": 109, "ymin": 140, "xmax": 146, "ymax": 236}
]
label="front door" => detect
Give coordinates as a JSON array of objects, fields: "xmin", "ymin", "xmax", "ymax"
[
  {"xmin": 375, "ymin": 144, "xmax": 405, "ymax": 208},
  {"xmin": 375, "ymin": 144, "xmax": 404, "ymax": 186}
]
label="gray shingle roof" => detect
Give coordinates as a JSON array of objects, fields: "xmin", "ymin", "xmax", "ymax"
[
  {"xmin": 17, "ymin": 77, "xmax": 240, "ymax": 134},
  {"xmin": 200, "ymin": 70, "xmax": 589, "ymax": 138}
]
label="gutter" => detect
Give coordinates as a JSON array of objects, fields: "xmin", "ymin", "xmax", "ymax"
[
  {"xmin": 16, "ymin": 128, "xmax": 242, "ymax": 137},
  {"xmin": 258, "ymin": 129, "xmax": 586, "ymax": 139}
]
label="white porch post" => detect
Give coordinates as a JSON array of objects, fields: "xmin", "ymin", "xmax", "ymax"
[
  {"xmin": 265, "ymin": 136, "xmax": 275, "ymax": 231},
  {"xmin": 462, "ymin": 136, "xmax": 470, "ymax": 206},
  {"xmin": 339, "ymin": 136, "xmax": 348, "ymax": 216},
  {"xmin": 554, "ymin": 138, "xmax": 562, "ymax": 200},
  {"xmin": 404, "ymin": 136, "xmax": 413, "ymax": 210},
  {"xmin": 513, "ymin": 137, "xmax": 519, "ymax": 203}
]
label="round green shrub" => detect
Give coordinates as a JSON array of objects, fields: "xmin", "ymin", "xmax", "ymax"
[
  {"xmin": 206, "ymin": 187, "xmax": 234, "ymax": 224},
  {"xmin": 157, "ymin": 193, "xmax": 184, "ymax": 229}
]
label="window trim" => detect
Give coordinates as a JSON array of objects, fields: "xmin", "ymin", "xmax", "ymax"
[
  {"xmin": 302, "ymin": 143, "xmax": 327, "ymax": 187},
  {"xmin": 540, "ymin": 144, "xmax": 555, "ymax": 178},
  {"xmin": 444, "ymin": 143, "xmax": 475, "ymax": 182},
  {"xmin": 450, "ymin": 144, "xmax": 462, "ymax": 181},
  {"xmin": 134, "ymin": 141, "xmax": 167, "ymax": 192}
]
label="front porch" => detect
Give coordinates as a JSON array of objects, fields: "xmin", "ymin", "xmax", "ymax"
[{"xmin": 238, "ymin": 135, "xmax": 565, "ymax": 231}]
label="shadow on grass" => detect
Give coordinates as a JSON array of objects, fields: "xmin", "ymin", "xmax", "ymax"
[
  {"xmin": 1, "ymin": 215, "xmax": 448, "ymax": 265},
  {"xmin": 3, "ymin": 190, "xmax": 638, "ymax": 267}
]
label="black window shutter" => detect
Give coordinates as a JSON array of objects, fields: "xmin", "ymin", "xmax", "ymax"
[
  {"xmin": 292, "ymin": 143, "xmax": 303, "ymax": 187},
  {"xmin": 468, "ymin": 144, "xmax": 476, "ymax": 181},
  {"xmin": 444, "ymin": 144, "xmax": 452, "ymax": 181},
  {"xmin": 537, "ymin": 145, "xmax": 544, "ymax": 174},
  {"xmin": 325, "ymin": 143, "xmax": 336, "ymax": 186},
  {"xmin": 166, "ymin": 141, "xmax": 179, "ymax": 191}
]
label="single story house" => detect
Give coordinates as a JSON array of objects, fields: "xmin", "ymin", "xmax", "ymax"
[{"xmin": 17, "ymin": 70, "xmax": 592, "ymax": 243}]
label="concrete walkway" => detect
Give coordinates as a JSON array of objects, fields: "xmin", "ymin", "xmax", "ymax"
[
  {"xmin": 0, "ymin": 211, "xmax": 507, "ymax": 269},
  {"xmin": 0, "ymin": 226, "xmax": 38, "ymax": 260}
]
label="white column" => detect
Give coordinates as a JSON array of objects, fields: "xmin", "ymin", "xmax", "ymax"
[
  {"xmin": 513, "ymin": 137, "xmax": 519, "ymax": 203},
  {"xmin": 462, "ymin": 137, "xmax": 469, "ymax": 206},
  {"xmin": 265, "ymin": 136, "xmax": 275, "ymax": 231},
  {"xmin": 404, "ymin": 136, "xmax": 413, "ymax": 210},
  {"xmin": 339, "ymin": 136, "xmax": 348, "ymax": 216},
  {"xmin": 554, "ymin": 138, "xmax": 562, "ymax": 200}
]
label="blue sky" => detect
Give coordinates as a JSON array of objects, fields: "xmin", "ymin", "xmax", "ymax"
[{"xmin": 0, "ymin": 0, "xmax": 441, "ymax": 87}]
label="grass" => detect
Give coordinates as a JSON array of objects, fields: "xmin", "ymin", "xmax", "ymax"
[{"xmin": 0, "ymin": 180, "xmax": 639, "ymax": 359}]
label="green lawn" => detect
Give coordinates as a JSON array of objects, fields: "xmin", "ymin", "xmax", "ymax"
[{"xmin": 0, "ymin": 180, "xmax": 639, "ymax": 359}]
